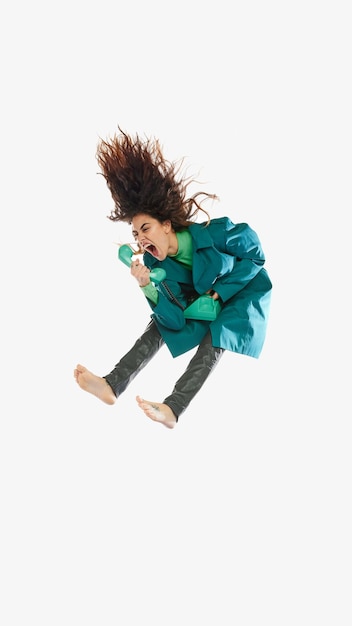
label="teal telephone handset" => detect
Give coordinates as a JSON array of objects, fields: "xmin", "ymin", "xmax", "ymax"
[
  {"xmin": 118, "ymin": 244, "xmax": 221, "ymax": 321},
  {"xmin": 118, "ymin": 244, "xmax": 166, "ymax": 284}
]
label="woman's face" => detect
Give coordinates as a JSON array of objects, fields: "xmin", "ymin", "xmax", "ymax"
[{"xmin": 131, "ymin": 213, "xmax": 178, "ymax": 260}]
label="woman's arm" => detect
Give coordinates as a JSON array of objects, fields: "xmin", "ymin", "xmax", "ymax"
[{"xmin": 213, "ymin": 219, "xmax": 267, "ymax": 303}]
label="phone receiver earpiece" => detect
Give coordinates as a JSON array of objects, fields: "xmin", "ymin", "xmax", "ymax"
[{"xmin": 118, "ymin": 245, "xmax": 166, "ymax": 284}]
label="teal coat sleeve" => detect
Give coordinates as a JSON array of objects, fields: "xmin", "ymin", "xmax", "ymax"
[{"xmin": 190, "ymin": 218, "xmax": 266, "ymax": 303}]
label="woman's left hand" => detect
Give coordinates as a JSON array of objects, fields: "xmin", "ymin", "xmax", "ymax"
[{"xmin": 206, "ymin": 289, "xmax": 219, "ymax": 300}]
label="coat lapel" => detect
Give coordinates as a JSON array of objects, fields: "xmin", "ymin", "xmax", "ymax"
[{"xmin": 189, "ymin": 223, "xmax": 224, "ymax": 293}]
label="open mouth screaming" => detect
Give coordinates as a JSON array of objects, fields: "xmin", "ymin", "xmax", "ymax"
[{"xmin": 144, "ymin": 243, "xmax": 158, "ymax": 257}]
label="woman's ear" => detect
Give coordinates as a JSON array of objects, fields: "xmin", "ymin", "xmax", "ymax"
[{"xmin": 162, "ymin": 219, "xmax": 172, "ymax": 233}]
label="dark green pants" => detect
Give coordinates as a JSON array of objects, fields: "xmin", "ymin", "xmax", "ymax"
[{"xmin": 104, "ymin": 321, "xmax": 224, "ymax": 420}]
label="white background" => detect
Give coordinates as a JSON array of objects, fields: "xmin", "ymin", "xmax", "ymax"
[{"xmin": 1, "ymin": 1, "xmax": 351, "ymax": 624}]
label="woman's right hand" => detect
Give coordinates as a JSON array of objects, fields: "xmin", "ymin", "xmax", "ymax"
[{"xmin": 130, "ymin": 258, "xmax": 151, "ymax": 287}]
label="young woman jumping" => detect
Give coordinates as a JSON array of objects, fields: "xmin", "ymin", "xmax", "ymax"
[{"xmin": 74, "ymin": 128, "xmax": 272, "ymax": 428}]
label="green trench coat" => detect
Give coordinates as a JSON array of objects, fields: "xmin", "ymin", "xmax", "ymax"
[{"xmin": 143, "ymin": 217, "xmax": 272, "ymax": 358}]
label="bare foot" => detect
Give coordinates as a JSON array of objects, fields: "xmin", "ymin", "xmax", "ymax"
[
  {"xmin": 136, "ymin": 396, "xmax": 177, "ymax": 429},
  {"xmin": 74, "ymin": 364, "xmax": 116, "ymax": 405}
]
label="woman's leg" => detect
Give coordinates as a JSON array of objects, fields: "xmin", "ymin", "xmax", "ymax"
[
  {"xmin": 74, "ymin": 321, "xmax": 164, "ymax": 404},
  {"xmin": 136, "ymin": 332, "xmax": 224, "ymax": 426},
  {"xmin": 163, "ymin": 332, "xmax": 224, "ymax": 419},
  {"xmin": 104, "ymin": 320, "xmax": 164, "ymax": 397}
]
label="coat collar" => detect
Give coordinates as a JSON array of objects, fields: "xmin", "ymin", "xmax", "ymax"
[{"xmin": 188, "ymin": 222, "xmax": 214, "ymax": 250}]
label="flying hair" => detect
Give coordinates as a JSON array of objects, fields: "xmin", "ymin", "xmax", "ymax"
[{"xmin": 96, "ymin": 127, "xmax": 218, "ymax": 231}]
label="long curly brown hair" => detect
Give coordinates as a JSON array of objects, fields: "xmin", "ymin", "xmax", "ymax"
[{"xmin": 96, "ymin": 127, "xmax": 218, "ymax": 230}]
